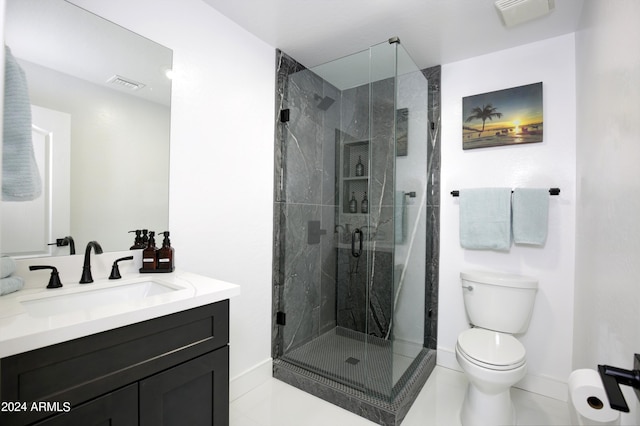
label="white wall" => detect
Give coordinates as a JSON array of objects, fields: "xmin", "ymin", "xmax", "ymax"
[
  {"xmin": 574, "ymin": 1, "xmax": 640, "ymax": 423},
  {"xmin": 70, "ymin": 0, "xmax": 276, "ymax": 393},
  {"xmin": 439, "ymin": 34, "xmax": 576, "ymax": 400}
]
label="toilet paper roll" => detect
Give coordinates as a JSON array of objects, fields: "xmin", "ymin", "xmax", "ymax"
[{"xmin": 568, "ymin": 369, "xmax": 620, "ymax": 425}]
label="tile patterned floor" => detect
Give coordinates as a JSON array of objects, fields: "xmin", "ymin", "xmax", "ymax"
[{"xmin": 230, "ymin": 366, "xmax": 571, "ymax": 426}]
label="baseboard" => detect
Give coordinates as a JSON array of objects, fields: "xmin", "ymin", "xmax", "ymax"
[
  {"xmin": 517, "ymin": 372, "xmax": 568, "ymax": 402},
  {"xmin": 437, "ymin": 347, "xmax": 568, "ymax": 402},
  {"xmin": 437, "ymin": 346, "xmax": 463, "ymax": 373},
  {"xmin": 229, "ymin": 358, "xmax": 272, "ymax": 401}
]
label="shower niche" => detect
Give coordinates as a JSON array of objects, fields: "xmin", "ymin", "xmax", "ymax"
[{"xmin": 340, "ymin": 140, "xmax": 369, "ymax": 215}]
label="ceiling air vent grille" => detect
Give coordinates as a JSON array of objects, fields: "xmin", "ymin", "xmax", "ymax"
[
  {"xmin": 107, "ymin": 75, "xmax": 145, "ymax": 91},
  {"xmin": 494, "ymin": 0, "xmax": 555, "ymax": 27}
]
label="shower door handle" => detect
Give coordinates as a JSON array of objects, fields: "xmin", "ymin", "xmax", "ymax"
[{"xmin": 352, "ymin": 228, "xmax": 363, "ymax": 258}]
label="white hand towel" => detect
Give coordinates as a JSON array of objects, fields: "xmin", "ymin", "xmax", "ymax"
[{"xmin": 459, "ymin": 188, "xmax": 512, "ymax": 251}]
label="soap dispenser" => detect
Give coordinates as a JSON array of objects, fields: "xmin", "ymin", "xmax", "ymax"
[
  {"xmin": 129, "ymin": 230, "xmax": 145, "ymax": 249},
  {"xmin": 157, "ymin": 231, "xmax": 175, "ymax": 272},
  {"xmin": 141, "ymin": 231, "xmax": 158, "ymax": 271}
]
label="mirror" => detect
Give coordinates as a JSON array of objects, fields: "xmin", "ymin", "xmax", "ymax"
[{"xmin": 2, "ymin": 0, "xmax": 172, "ymax": 257}]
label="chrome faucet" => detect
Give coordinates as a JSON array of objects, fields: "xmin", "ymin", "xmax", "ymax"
[{"xmin": 79, "ymin": 241, "xmax": 103, "ymax": 284}]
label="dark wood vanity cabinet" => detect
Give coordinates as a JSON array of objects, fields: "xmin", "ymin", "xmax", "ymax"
[{"xmin": 0, "ymin": 300, "xmax": 230, "ymax": 426}]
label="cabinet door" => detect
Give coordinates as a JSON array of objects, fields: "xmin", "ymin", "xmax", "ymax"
[
  {"xmin": 34, "ymin": 383, "xmax": 137, "ymax": 426},
  {"xmin": 140, "ymin": 347, "xmax": 229, "ymax": 426}
]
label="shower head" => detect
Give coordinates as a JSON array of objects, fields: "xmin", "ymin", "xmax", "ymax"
[{"xmin": 314, "ymin": 94, "xmax": 335, "ymax": 111}]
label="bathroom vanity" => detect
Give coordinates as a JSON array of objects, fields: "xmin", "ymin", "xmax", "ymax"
[{"xmin": 0, "ymin": 262, "xmax": 240, "ymax": 426}]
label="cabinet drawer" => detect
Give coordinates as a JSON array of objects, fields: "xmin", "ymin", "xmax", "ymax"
[{"xmin": 1, "ymin": 300, "xmax": 228, "ymax": 426}]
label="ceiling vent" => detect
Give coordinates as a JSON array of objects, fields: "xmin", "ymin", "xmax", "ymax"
[
  {"xmin": 495, "ymin": 0, "xmax": 555, "ymax": 27},
  {"xmin": 107, "ymin": 75, "xmax": 145, "ymax": 91}
]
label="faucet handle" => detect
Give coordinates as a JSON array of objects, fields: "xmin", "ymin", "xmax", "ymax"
[
  {"xmin": 109, "ymin": 256, "xmax": 134, "ymax": 280},
  {"xmin": 29, "ymin": 265, "xmax": 63, "ymax": 289}
]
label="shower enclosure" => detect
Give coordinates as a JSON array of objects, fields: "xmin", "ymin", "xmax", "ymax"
[{"xmin": 272, "ymin": 38, "xmax": 437, "ymax": 425}]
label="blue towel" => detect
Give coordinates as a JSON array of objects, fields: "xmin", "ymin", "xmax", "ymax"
[
  {"xmin": 0, "ymin": 256, "xmax": 16, "ymax": 279},
  {"xmin": 512, "ymin": 188, "xmax": 549, "ymax": 245},
  {"xmin": 0, "ymin": 276, "xmax": 24, "ymax": 296},
  {"xmin": 459, "ymin": 188, "xmax": 512, "ymax": 250},
  {"xmin": 2, "ymin": 45, "xmax": 42, "ymax": 201}
]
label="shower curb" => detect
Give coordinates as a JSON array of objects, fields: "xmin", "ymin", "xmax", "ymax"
[{"xmin": 273, "ymin": 349, "xmax": 436, "ymax": 426}]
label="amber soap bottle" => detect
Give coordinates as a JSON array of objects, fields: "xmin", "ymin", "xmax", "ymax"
[
  {"xmin": 157, "ymin": 231, "xmax": 175, "ymax": 272},
  {"xmin": 141, "ymin": 231, "xmax": 158, "ymax": 271}
]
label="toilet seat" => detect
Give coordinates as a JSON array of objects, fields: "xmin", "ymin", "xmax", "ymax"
[{"xmin": 457, "ymin": 328, "xmax": 526, "ymax": 371}]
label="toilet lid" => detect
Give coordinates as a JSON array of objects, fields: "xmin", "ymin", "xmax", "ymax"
[{"xmin": 457, "ymin": 328, "xmax": 526, "ymax": 370}]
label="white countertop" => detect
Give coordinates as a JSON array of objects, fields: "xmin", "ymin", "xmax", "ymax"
[{"xmin": 0, "ymin": 253, "xmax": 240, "ymax": 358}]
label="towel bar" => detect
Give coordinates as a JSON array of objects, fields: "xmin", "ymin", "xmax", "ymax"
[{"xmin": 450, "ymin": 188, "xmax": 560, "ymax": 197}]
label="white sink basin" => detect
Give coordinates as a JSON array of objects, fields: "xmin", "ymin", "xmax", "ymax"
[{"xmin": 19, "ymin": 280, "xmax": 182, "ymax": 318}]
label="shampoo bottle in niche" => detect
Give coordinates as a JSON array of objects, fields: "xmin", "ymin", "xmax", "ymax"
[
  {"xmin": 141, "ymin": 231, "xmax": 158, "ymax": 271},
  {"xmin": 355, "ymin": 156, "xmax": 364, "ymax": 177},
  {"xmin": 157, "ymin": 231, "xmax": 175, "ymax": 272},
  {"xmin": 349, "ymin": 192, "xmax": 358, "ymax": 213},
  {"xmin": 361, "ymin": 192, "xmax": 368, "ymax": 214}
]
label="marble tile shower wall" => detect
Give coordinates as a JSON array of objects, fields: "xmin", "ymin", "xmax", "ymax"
[
  {"xmin": 423, "ymin": 65, "xmax": 441, "ymax": 350},
  {"xmin": 273, "ymin": 50, "xmax": 341, "ymax": 356},
  {"xmin": 272, "ymin": 50, "xmax": 441, "ymax": 357}
]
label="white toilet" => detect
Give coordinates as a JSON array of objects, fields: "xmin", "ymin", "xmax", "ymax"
[{"xmin": 455, "ymin": 270, "xmax": 538, "ymax": 426}]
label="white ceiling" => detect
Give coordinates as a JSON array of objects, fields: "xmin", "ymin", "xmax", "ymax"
[{"xmin": 200, "ymin": 0, "xmax": 585, "ymax": 70}]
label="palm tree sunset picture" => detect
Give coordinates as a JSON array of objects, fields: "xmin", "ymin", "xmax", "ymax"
[{"xmin": 462, "ymin": 82, "xmax": 543, "ymax": 149}]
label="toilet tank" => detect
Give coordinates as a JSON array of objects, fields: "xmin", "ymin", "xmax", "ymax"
[{"xmin": 461, "ymin": 270, "xmax": 538, "ymax": 334}]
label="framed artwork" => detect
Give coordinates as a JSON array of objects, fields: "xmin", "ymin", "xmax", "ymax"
[
  {"xmin": 462, "ymin": 82, "xmax": 543, "ymax": 150},
  {"xmin": 396, "ymin": 108, "xmax": 408, "ymax": 156}
]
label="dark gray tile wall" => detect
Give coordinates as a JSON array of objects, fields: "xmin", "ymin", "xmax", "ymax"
[
  {"xmin": 423, "ymin": 65, "xmax": 441, "ymax": 350},
  {"xmin": 273, "ymin": 50, "xmax": 342, "ymax": 356}
]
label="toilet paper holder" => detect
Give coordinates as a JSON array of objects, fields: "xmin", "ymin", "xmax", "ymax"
[{"xmin": 598, "ymin": 354, "xmax": 640, "ymax": 412}]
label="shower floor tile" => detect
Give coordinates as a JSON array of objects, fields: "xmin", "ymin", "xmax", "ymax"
[{"xmin": 281, "ymin": 327, "xmax": 421, "ymax": 398}]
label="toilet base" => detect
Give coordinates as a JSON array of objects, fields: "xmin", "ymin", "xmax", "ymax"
[{"xmin": 460, "ymin": 382, "xmax": 515, "ymax": 426}]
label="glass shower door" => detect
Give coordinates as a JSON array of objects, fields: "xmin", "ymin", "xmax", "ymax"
[
  {"xmin": 274, "ymin": 38, "xmax": 429, "ymax": 403},
  {"xmin": 388, "ymin": 42, "xmax": 430, "ymax": 395}
]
